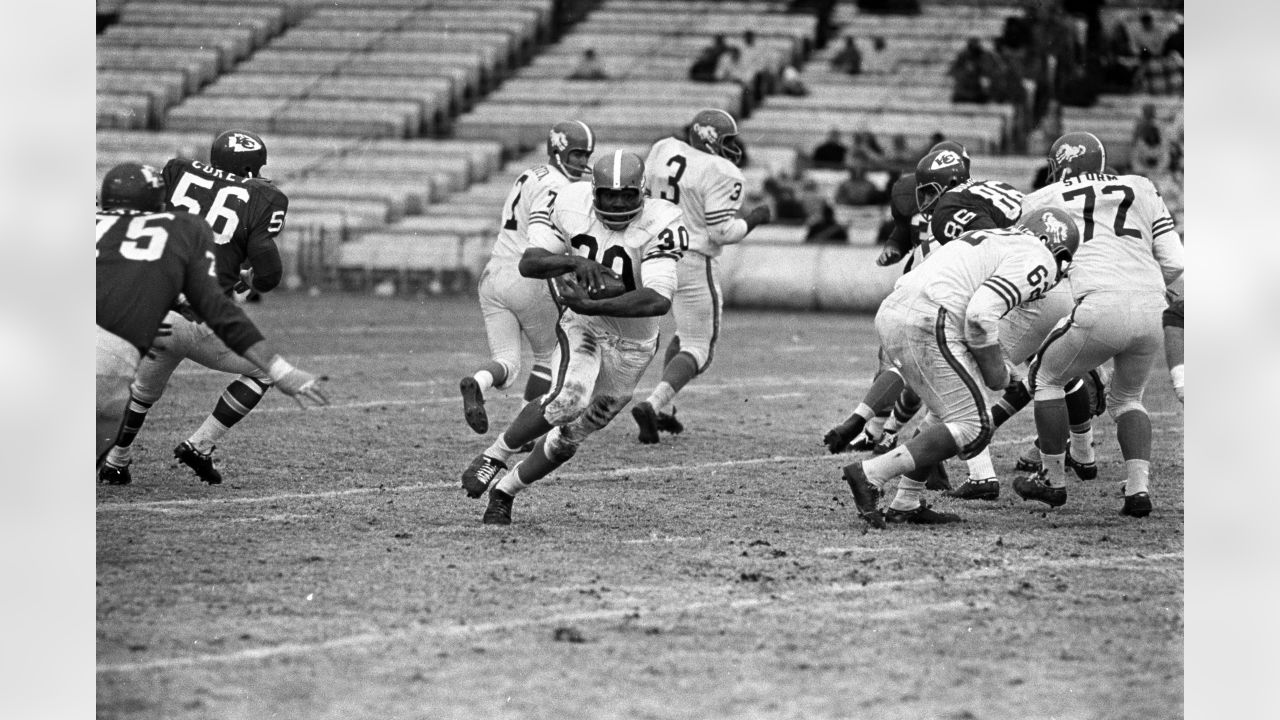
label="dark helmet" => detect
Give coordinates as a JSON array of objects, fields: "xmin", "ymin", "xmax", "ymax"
[
  {"xmin": 914, "ymin": 148, "xmax": 970, "ymax": 214},
  {"xmin": 1019, "ymin": 206, "xmax": 1081, "ymax": 265},
  {"xmin": 928, "ymin": 139, "xmax": 971, "ymax": 172},
  {"xmin": 100, "ymin": 162, "xmax": 166, "ymax": 212},
  {"xmin": 592, "ymin": 150, "xmax": 646, "ymax": 230},
  {"xmin": 546, "ymin": 120, "xmax": 596, "ymax": 180},
  {"xmin": 210, "ymin": 129, "xmax": 268, "ymax": 177},
  {"xmin": 1047, "ymin": 131, "xmax": 1106, "ymax": 183},
  {"xmin": 688, "ymin": 108, "xmax": 743, "ymax": 165}
]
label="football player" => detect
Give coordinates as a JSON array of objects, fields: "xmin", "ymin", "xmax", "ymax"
[
  {"xmin": 1013, "ymin": 132, "xmax": 1184, "ymax": 517},
  {"xmin": 99, "ymin": 129, "xmax": 292, "ymax": 485},
  {"xmin": 841, "ymin": 208, "xmax": 1080, "ymax": 528},
  {"xmin": 459, "ymin": 121, "xmax": 595, "ymax": 436},
  {"xmin": 631, "ymin": 108, "xmax": 772, "ymax": 443},
  {"xmin": 459, "ymin": 150, "xmax": 688, "ymax": 525},
  {"xmin": 1163, "ymin": 274, "xmax": 1184, "ymax": 403},
  {"xmin": 97, "ymin": 162, "xmax": 325, "ymax": 475}
]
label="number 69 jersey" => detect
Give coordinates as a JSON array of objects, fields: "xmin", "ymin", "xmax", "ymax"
[
  {"xmin": 162, "ymin": 157, "xmax": 289, "ymax": 294},
  {"xmin": 888, "ymin": 227, "xmax": 1061, "ymax": 349},
  {"xmin": 1020, "ymin": 172, "xmax": 1183, "ymax": 305},
  {"xmin": 929, "ymin": 178, "xmax": 1025, "ymax": 245},
  {"xmin": 528, "ymin": 182, "xmax": 686, "ymax": 342}
]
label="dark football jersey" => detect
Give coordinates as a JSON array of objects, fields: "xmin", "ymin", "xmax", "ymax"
[
  {"xmin": 929, "ymin": 179, "xmax": 1024, "ymax": 244},
  {"xmin": 162, "ymin": 157, "xmax": 288, "ymax": 294},
  {"xmin": 96, "ymin": 209, "xmax": 264, "ymax": 354},
  {"xmin": 885, "ymin": 172, "xmax": 933, "ymax": 272}
]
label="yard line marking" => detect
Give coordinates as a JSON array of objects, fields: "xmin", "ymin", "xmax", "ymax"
[
  {"xmin": 99, "ymin": 436, "xmax": 1042, "ymax": 513},
  {"xmin": 95, "ymin": 552, "xmax": 1179, "ymax": 674}
]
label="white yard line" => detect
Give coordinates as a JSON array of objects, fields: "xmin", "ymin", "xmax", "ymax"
[{"xmin": 96, "ymin": 551, "xmax": 1179, "ymax": 675}]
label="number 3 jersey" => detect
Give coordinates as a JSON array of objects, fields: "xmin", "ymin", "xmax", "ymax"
[
  {"xmin": 1021, "ymin": 172, "xmax": 1183, "ymax": 307},
  {"xmin": 645, "ymin": 137, "xmax": 746, "ymax": 257},
  {"xmin": 96, "ymin": 209, "xmax": 264, "ymax": 355},
  {"xmin": 887, "ymin": 227, "xmax": 1060, "ymax": 349},
  {"xmin": 528, "ymin": 182, "xmax": 685, "ymax": 342},
  {"xmin": 162, "ymin": 157, "xmax": 289, "ymax": 294}
]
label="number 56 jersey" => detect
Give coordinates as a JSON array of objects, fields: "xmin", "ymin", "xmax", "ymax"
[
  {"xmin": 162, "ymin": 157, "xmax": 289, "ymax": 294},
  {"xmin": 528, "ymin": 182, "xmax": 686, "ymax": 342}
]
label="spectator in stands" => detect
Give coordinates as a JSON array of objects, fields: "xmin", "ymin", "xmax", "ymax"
[
  {"xmin": 886, "ymin": 134, "xmax": 914, "ymax": 173},
  {"xmin": 848, "ymin": 130, "xmax": 888, "ymax": 178},
  {"xmin": 1162, "ymin": 14, "xmax": 1183, "ymax": 59},
  {"xmin": 764, "ymin": 173, "xmax": 807, "ymax": 223},
  {"xmin": 1130, "ymin": 12, "xmax": 1167, "ymax": 63},
  {"xmin": 689, "ymin": 34, "xmax": 731, "ymax": 82},
  {"xmin": 835, "ymin": 167, "xmax": 881, "ymax": 206},
  {"xmin": 739, "ymin": 30, "xmax": 772, "ymax": 99},
  {"xmin": 830, "ymin": 36, "xmax": 863, "ymax": 75},
  {"xmin": 1130, "ymin": 102, "xmax": 1168, "ymax": 174},
  {"xmin": 811, "ymin": 129, "xmax": 849, "ymax": 168},
  {"xmin": 715, "ymin": 46, "xmax": 746, "ymax": 85},
  {"xmin": 568, "ymin": 48, "xmax": 608, "ymax": 80},
  {"xmin": 780, "ymin": 65, "xmax": 809, "ymax": 96},
  {"xmin": 947, "ymin": 37, "xmax": 999, "ymax": 104},
  {"xmin": 805, "ymin": 203, "xmax": 849, "ymax": 244},
  {"xmin": 1100, "ymin": 18, "xmax": 1138, "ymax": 93},
  {"xmin": 862, "ymin": 36, "xmax": 892, "ymax": 74}
]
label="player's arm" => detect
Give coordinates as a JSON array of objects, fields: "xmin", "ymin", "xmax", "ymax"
[
  {"xmin": 963, "ymin": 249, "xmax": 1050, "ymax": 389},
  {"xmin": 519, "ymin": 211, "xmax": 612, "ymax": 292},
  {"xmin": 240, "ymin": 192, "xmax": 287, "ymax": 293},
  {"xmin": 557, "ymin": 218, "xmax": 684, "ymax": 318},
  {"xmin": 705, "ymin": 170, "xmax": 769, "ymax": 247}
]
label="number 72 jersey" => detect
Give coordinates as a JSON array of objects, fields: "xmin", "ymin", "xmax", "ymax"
[{"xmin": 162, "ymin": 157, "xmax": 288, "ymax": 293}]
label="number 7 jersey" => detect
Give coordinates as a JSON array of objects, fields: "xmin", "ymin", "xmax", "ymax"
[{"xmin": 1021, "ymin": 172, "xmax": 1183, "ymax": 304}]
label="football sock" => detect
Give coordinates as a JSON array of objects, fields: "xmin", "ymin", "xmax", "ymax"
[
  {"xmin": 862, "ymin": 444, "xmax": 916, "ymax": 486},
  {"xmin": 1042, "ymin": 452, "xmax": 1067, "ymax": 488},
  {"xmin": 1069, "ymin": 428, "xmax": 1095, "ymax": 464},
  {"xmin": 485, "ymin": 435, "xmax": 524, "ymax": 464},
  {"xmin": 106, "ymin": 393, "xmax": 154, "ymax": 467},
  {"xmin": 992, "ymin": 380, "xmax": 1030, "ymax": 427},
  {"xmin": 473, "ymin": 360, "xmax": 508, "ymax": 394},
  {"xmin": 966, "ymin": 448, "xmax": 996, "ymax": 481},
  {"xmin": 1115, "ymin": 409, "xmax": 1153, "ymax": 462},
  {"xmin": 862, "ymin": 371, "xmax": 906, "ymax": 414},
  {"xmin": 523, "ymin": 363, "xmax": 552, "ymax": 402},
  {"xmin": 1033, "ymin": 397, "xmax": 1069, "ymax": 456},
  {"xmin": 189, "ymin": 376, "xmax": 270, "ymax": 454},
  {"xmin": 862, "ymin": 412, "xmax": 888, "ymax": 441},
  {"xmin": 493, "ymin": 465, "xmax": 532, "ymax": 496},
  {"xmin": 852, "ymin": 402, "xmax": 876, "ymax": 423},
  {"xmin": 1018, "ymin": 441, "xmax": 1041, "ymax": 467},
  {"xmin": 889, "ymin": 478, "xmax": 927, "ymax": 511},
  {"xmin": 646, "ymin": 381, "xmax": 678, "ymax": 413},
  {"xmin": 1124, "ymin": 459, "xmax": 1151, "ymax": 495},
  {"xmin": 649, "ymin": 352, "xmax": 700, "ymax": 410}
]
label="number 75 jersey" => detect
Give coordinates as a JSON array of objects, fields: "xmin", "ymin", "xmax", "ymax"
[{"xmin": 162, "ymin": 157, "xmax": 288, "ymax": 293}]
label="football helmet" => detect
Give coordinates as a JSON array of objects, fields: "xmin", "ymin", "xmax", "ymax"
[
  {"xmin": 914, "ymin": 149, "xmax": 970, "ymax": 214},
  {"xmin": 1019, "ymin": 206, "xmax": 1080, "ymax": 265},
  {"xmin": 210, "ymin": 129, "xmax": 268, "ymax": 177},
  {"xmin": 928, "ymin": 140, "xmax": 971, "ymax": 172},
  {"xmin": 592, "ymin": 150, "xmax": 646, "ymax": 230},
  {"xmin": 100, "ymin": 162, "xmax": 166, "ymax": 212},
  {"xmin": 687, "ymin": 108, "xmax": 742, "ymax": 165},
  {"xmin": 546, "ymin": 120, "xmax": 595, "ymax": 180},
  {"xmin": 1047, "ymin": 131, "xmax": 1106, "ymax": 183}
]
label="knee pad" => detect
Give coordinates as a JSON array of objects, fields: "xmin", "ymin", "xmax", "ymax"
[
  {"xmin": 543, "ymin": 380, "xmax": 589, "ymax": 426},
  {"xmin": 542, "ymin": 427, "xmax": 580, "ymax": 463},
  {"xmin": 1107, "ymin": 399, "xmax": 1147, "ymax": 422}
]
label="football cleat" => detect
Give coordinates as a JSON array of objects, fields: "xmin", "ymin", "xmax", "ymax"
[
  {"xmin": 947, "ymin": 478, "xmax": 1000, "ymax": 501},
  {"xmin": 459, "ymin": 376, "xmax": 488, "ymax": 434},
  {"xmin": 97, "ymin": 462, "xmax": 132, "ymax": 486},
  {"xmin": 483, "ymin": 489, "xmax": 515, "ymax": 525},
  {"xmin": 848, "ymin": 428, "xmax": 880, "ymax": 453},
  {"xmin": 842, "ymin": 463, "xmax": 885, "ymax": 529},
  {"xmin": 873, "ymin": 431, "xmax": 899, "ymax": 456},
  {"xmin": 923, "ymin": 462, "xmax": 952, "ymax": 491},
  {"xmin": 1066, "ymin": 452, "xmax": 1097, "ymax": 480},
  {"xmin": 822, "ymin": 415, "xmax": 866, "ymax": 454},
  {"xmin": 1012, "ymin": 469, "xmax": 1067, "ymax": 508},
  {"xmin": 1120, "ymin": 492, "xmax": 1152, "ymax": 518},
  {"xmin": 656, "ymin": 407, "xmax": 684, "ymax": 434},
  {"xmin": 174, "ymin": 442, "xmax": 222, "ymax": 485},
  {"xmin": 461, "ymin": 454, "xmax": 507, "ymax": 499},
  {"xmin": 884, "ymin": 501, "xmax": 963, "ymax": 525},
  {"xmin": 631, "ymin": 401, "xmax": 661, "ymax": 444}
]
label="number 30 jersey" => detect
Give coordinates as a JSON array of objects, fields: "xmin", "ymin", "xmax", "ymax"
[
  {"xmin": 645, "ymin": 137, "xmax": 745, "ymax": 257},
  {"xmin": 162, "ymin": 157, "xmax": 289, "ymax": 294},
  {"xmin": 929, "ymin": 178, "xmax": 1025, "ymax": 245},
  {"xmin": 528, "ymin": 182, "xmax": 686, "ymax": 342},
  {"xmin": 1021, "ymin": 172, "xmax": 1183, "ymax": 306},
  {"xmin": 491, "ymin": 163, "xmax": 579, "ymax": 265},
  {"xmin": 888, "ymin": 227, "xmax": 1061, "ymax": 349}
]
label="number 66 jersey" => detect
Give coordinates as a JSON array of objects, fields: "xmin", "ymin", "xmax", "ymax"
[{"xmin": 527, "ymin": 181, "xmax": 685, "ymax": 342}]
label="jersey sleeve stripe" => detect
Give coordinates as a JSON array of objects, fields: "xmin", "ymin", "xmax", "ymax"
[
  {"xmin": 990, "ymin": 275, "xmax": 1023, "ymax": 305},
  {"xmin": 705, "ymin": 208, "xmax": 737, "ymax": 218},
  {"xmin": 643, "ymin": 251, "xmax": 682, "ymax": 262},
  {"xmin": 981, "ymin": 278, "xmax": 1018, "ymax": 311}
]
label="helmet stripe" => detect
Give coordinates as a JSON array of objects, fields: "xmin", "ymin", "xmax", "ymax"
[
  {"xmin": 576, "ymin": 121, "xmax": 594, "ymax": 151},
  {"xmin": 612, "ymin": 150, "xmax": 622, "ymax": 189}
]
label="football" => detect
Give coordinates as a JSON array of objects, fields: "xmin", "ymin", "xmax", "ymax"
[{"xmin": 554, "ymin": 269, "xmax": 629, "ymax": 300}]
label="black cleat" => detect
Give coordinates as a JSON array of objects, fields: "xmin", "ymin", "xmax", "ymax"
[
  {"xmin": 1120, "ymin": 492, "xmax": 1152, "ymax": 518},
  {"xmin": 632, "ymin": 401, "xmax": 661, "ymax": 444},
  {"xmin": 1066, "ymin": 452, "xmax": 1097, "ymax": 480},
  {"xmin": 947, "ymin": 478, "xmax": 1000, "ymax": 501},
  {"xmin": 923, "ymin": 462, "xmax": 952, "ymax": 491},
  {"xmin": 459, "ymin": 377, "xmax": 488, "ymax": 434},
  {"xmin": 461, "ymin": 454, "xmax": 507, "ymax": 499},
  {"xmin": 174, "ymin": 442, "xmax": 222, "ymax": 485},
  {"xmin": 1013, "ymin": 469, "xmax": 1067, "ymax": 508},
  {"xmin": 872, "ymin": 431, "xmax": 899, "ymax": 456},
  {"xmin": 656, "ymin": 407, "xmax": 684, "ymax": 434},
  {"xmin": 842, "ymin": 463, "xmax": 885, "ymax": 529},
  {"xmin": 884, "ymin": 501, "xmax": 963, "ymax": 524},
  {"xmin": 823, "ymin": 415, "xmax": 866, "ymax": 454},
  {"xmin": 98, "ymin": 462, "xmax": 132, "ymax": 486},
  {"xmin": 483, "ymin": 489, "xmax": 515, "ymax": 525}
]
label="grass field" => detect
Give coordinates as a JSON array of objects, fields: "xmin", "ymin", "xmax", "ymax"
[{"xmin": 96, "ymin": 291, "xmax": 1184, "ymax": 720}]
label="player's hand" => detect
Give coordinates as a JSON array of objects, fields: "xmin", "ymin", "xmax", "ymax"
[
  {"xmin": 571, "ymin": 257, "xmax": 608, "ymax": 297},
  {"xmin": 745, "ymin": 204, "xmax": 772, "ymax": 229},
  {"xmin": 555, "ymin": 277, "xmax": 598, "ymax": 315},
  {"xmin": 232, "ymin": 267, "xmax": 256, "ymax": 294},
  {"xmin": 876, "ymin": 244, "xmax": 904, "ymax": 266},
  {"xmin": 267, "ymin": 356, "xmax": 329, "ymax": 407}
]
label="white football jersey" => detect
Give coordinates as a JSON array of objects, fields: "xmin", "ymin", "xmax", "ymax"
[
  {"xmin": 645, "ymin": 137, "xmax": 745, "ymax": 257},
  {"xmin": 1021, "ymin": 172, "xmax": 1183, "ymax": 306},
  {"xmin": 490, "ymin": 163, "xmax": 579, "ymax": 265},
  {"xmin": 889, "ymin": 227, "xmax": 1061, "ymax": 348},
  {"xmin": 527, "ymin": 182, "xmax": 686, "ymax": 342}
]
